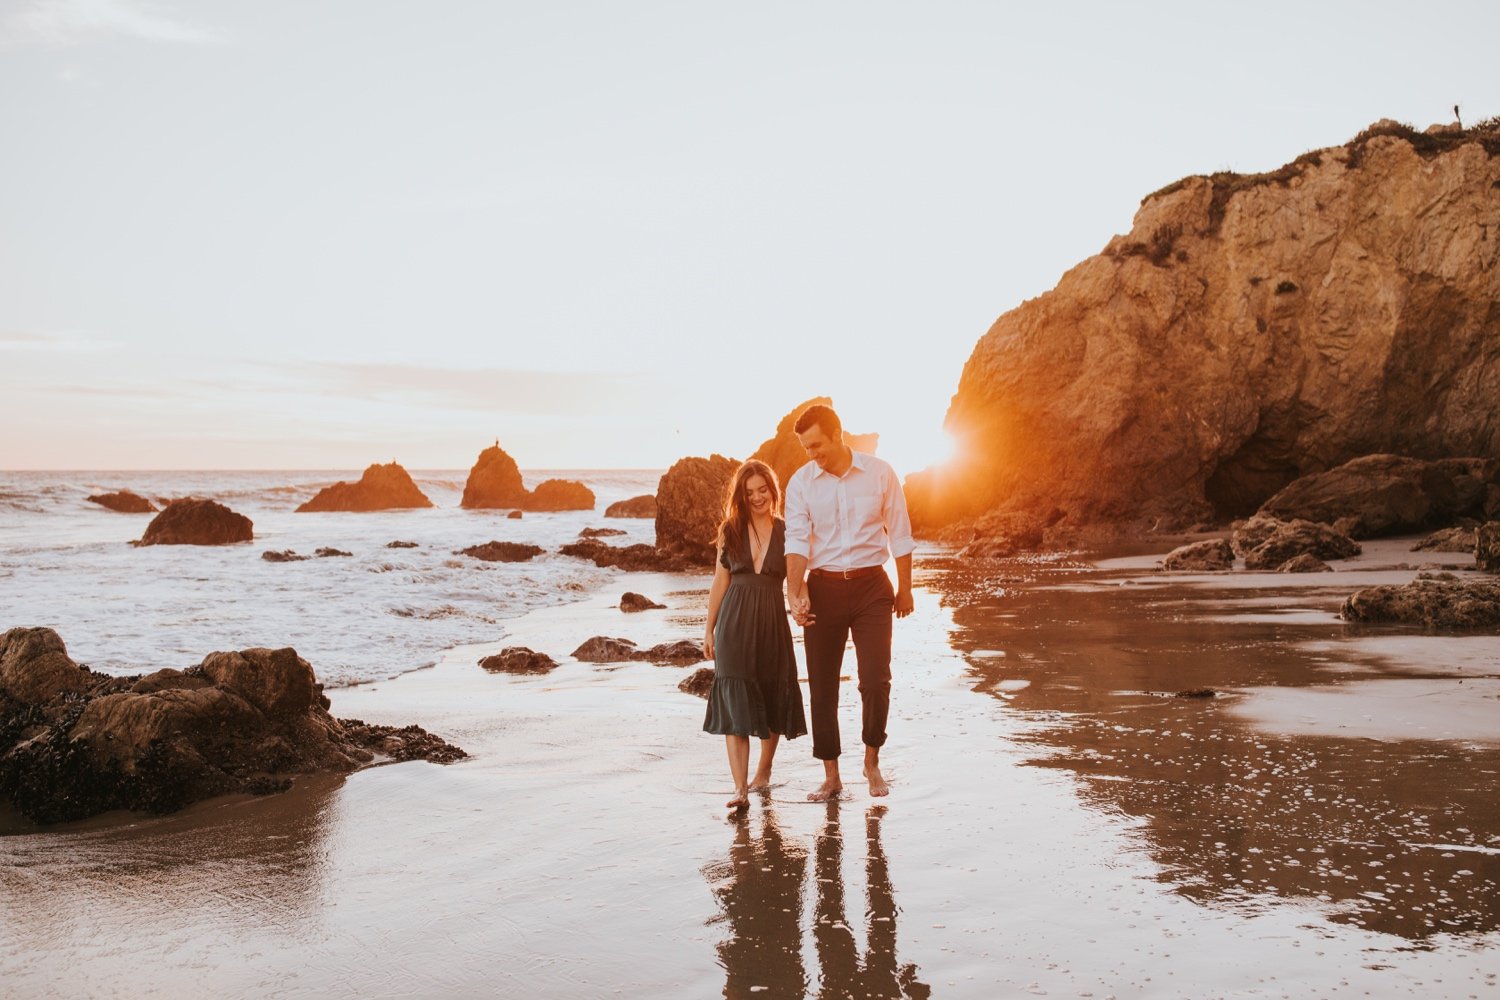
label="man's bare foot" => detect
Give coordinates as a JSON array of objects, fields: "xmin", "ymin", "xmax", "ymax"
[
  {"xmin": 748, "ymin": 772, "xmax": 773, "ymax": 792},
  {"xmin": 864, "ymin": 763, "xmax": 890, "ymax": 797},
  {"xmin": 807, "ymin": 779, "xmax": 843, "ymax": 802}
]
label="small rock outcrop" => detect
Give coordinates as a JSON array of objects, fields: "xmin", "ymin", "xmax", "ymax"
[
  {"xmin": 571, "ymin": 636, "xmax": 640, "ymax": 662},
  {"xmin": 458, "ymin": 541, "xmax": 545, "ymax": 563},
  {"xmin": 1412, "ymin": 526, "xmax": 1478, "ymax": 552},
  {"xmin": 571, "ymin": 636, "xmax": 704, "ymax": 665},
  {"xmin": 507, "ymin": 510, "xmax": 523, "ymax": 519},
  {"xmin": 580, "ymin": 527, "xmax": 627, "ymax": 538},
  {"xmin": 137, "ymin": 499, "xmax": 253, "ymax": 546},
  {"xmin": 296, "ymin": 463, "xmax": 433, "ymax": 513},
  {"xmin": 679, "ymin": 666, "xmax": 714, "ymax": 698},
  {"xmin": 387, "ymin": 540, "xmax": 419, "ymax": 549},
  {"xmin": 0, "ymin": 628, "xmax": 465, "ymax": 824},
  {"xmin": 477, "ymin": 648, "xmax": 558, "ymax": 675},
  {"xmin": 460, "ymin": 443, "xmax": 527, "ymax": 509},
  {"xmin": 1479, "ymin": 522, "xmax": 1500, "ymax": 573},
  {"xmin": 1257, "ymin": 455, "xmax": 1496, "ymax": 538},
  {"xmin": 87, "ymin": 490, "xmax": 157, "ymax": 513},
  {"xmin": 1341, "ymin": 577, "xmax": 1500, "ymax": 628},
  {"xmin": 263, "ymin": 549, "xmax": 308, "ymax": 562},
  {"xmin": 558, "ymin": 539, "xmax": 691, "ymax": 573},
  {"xmin": 1162, "ymin": 538, "xmax": 1234, "ymax": 571},
  {"xmin": 605, "ymin": 495, "xmax": 657, "ymax": 519},
  {"xmin": 1234, "ymin": 517, "xmax": 1360, "ymax": 570},
  {"xmin": 523, "ymin": 479, "xmax": 595, "ymax": 512},
  {"xmin": 315, "ymin": 547, "xmax": 352, "ymax": 558},
  {"xmin": 621, "ymin": 592, "xmax": 665, "ymax": 612},
  {"xmin": 1278, "ymin": 553, "xmax": 1331, "ymax": 573},
  {"xmin": 459, "ymin": 442, "xmax": 594, "ymax": 511},
  {"xmin": 655, "ymin": 454, "xmax": 739, "ymax": 566}
]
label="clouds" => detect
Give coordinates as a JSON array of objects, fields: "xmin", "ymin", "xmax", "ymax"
[{"xmin": 1, "ymin": 0, "xmax": 216, "ymax": 46}]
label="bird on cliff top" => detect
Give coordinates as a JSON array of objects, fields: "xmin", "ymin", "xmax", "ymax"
[{"xmin": 1454, "ymin": 104, "xmax": 1462, "ymax": 127}]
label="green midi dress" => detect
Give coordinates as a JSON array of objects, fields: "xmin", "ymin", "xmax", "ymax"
[{"xmin": 703, "ymin": 518, "xmax": 808, "ymax": 740}]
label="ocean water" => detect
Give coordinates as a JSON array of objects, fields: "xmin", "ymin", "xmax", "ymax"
[{"xmin": 0, "ymin": 469, "xmax": 666, "ymax": 686}]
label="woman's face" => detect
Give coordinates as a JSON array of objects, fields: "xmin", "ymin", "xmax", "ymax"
[{"xmin": 743, "ymin": 474, "xmax": 772, "ymax": 515}]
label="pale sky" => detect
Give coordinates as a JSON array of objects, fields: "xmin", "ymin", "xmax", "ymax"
[{"xmin": 3, "ymin": 0, "xmax": 1496, "ymax": 475}]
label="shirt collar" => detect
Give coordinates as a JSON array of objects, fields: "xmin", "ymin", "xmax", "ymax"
[{"xmin": 812, "ymin": 449, "xmax": 867, "ymax": 480}]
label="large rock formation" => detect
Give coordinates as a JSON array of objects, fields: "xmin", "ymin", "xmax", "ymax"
[
  {"xmin": 297, "ymin": 463, "xmax": 433, "ymax": 512},
  {"xmin": 748, "ymin": 396, "xmax": 880, "ymax": 492},
  {"xmin": 459, "ymin": 443, "xmax": 594, "ymax": 511},
  {"xmin": 87, "ymin": 490, "xmax": 157, "ymax": 513},
  {"xmin": 0, "ymin": 628, "xmax": 465, "ymax": 824},
  {"xmin": 137, "ymin": 498, "xmax": 253, "ymax": 546},
  {"xmin": 654, "ymin": 454, "xmax": 738, "ymax": 565},
  {"xmin": 1257, "ymin": 454, "xmax": 1497, "ymax": 538},
  {"xmin": 909, "ymin": 120, "xmax": 1500, "ymax": 535}
]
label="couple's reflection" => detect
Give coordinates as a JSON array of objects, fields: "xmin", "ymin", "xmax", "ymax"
[{"xmin": 705, "ymin": 802, "xmax": 930, "ymax": 999}]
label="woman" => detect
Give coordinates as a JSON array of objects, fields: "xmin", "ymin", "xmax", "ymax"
[{"xmin": 703, "ymin": 459, "xmax": 808, "ymax": 810}]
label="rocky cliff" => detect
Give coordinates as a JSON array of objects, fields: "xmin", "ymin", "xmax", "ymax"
[{"xmin": 909, "ymin": 119, "xmax": 1500, "ymax": 534}]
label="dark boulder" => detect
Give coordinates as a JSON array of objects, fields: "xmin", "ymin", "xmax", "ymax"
[
  {"xmin": 1412, "ymin": 527, "xmax": 1477, "ymax": 553},
  {"xmin": 1278, "ymin": 553, "xmax": 1331, "ymax": 573},
  {"xmin": 386, "ymin": 540, "xmax": 419, "ymax": 549},
  {"xmin": 679, "ymin": 666, "xmax": 714, "ymax": 698},
  {"xmin": 639, "ymin": 639, "xmax": 704, "ymax": 664},
  {"xmin": 558, "ymin": 539, "xmax": 691, "ymax": 572},
  {"xmin": 87, "ymin": 490, "xmax": 157, "ymax": 513},
  {"xmin": 654, "ymin": 454, "xmax": 739, "ymax": 566},
  {"xmin": 137, "ymin": 499, "xmax": 253, "ymax": 546},
  {"xmin": 458, "ymin": 541, "xmax": 545, "ymax": 563},
  {"xmin": 263, "ymin": 549, "xmax": 308, "ymax": 562},
  {"xmin": 1236, "ymin": 517, "xmax": 1359, "ymax": 570},
  {"xmin": 507, "ymin": 510, "xmax": 523, "ymax": 519},
  {"xmin": 0, "ymin": 628, "xmax": 465, "ymax": 825},
  {"xmin": 460, "ymin": 443, "xmax": 527, "ymax": 509},
  {"xmin": 580, "ymin": 527, "xmax": 627, "ymax": 538},
  {"xmin": 1258, "ymin": 455, "xmax": 1495, "ymax": 539},
  {"xmin": 621, "ymin": 592, "xmax": 665, "ymax": 612},
  {"xmin": 315, "ymin": 547, "xmax": 353, "ymax": 558},
  {"xmin": 1479, "ymin": 522, "xmax": 1500, "ymax": 573},
  {"xmin": 605, "ymin": 494, "xmax": 657, "ymax": 519},
  {"xmin": 478, "ymin": 648, "xmax": 558, "ymax": 675},
  {"xmin": 1162, "ymin": 538, "xmax": 1234, "ymax": 571},
  {"xmin": 296, "ymin": 463, "xmax": 433, "ymax": 513},
  {"xmin": 1341, "ymin": 577, "xmax": 1500, "ymax": 628},
  {"xmin": 571, "ymin": 636, "xmax": 640, "ymax": 662}
]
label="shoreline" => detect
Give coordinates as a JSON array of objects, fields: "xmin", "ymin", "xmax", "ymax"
[{"xmin": 3, "ymin": 541, "xmax": 1499, "ymax": 997}]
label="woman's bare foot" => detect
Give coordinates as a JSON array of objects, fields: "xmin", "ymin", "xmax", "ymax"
[
  {"xmin": 748, "ymin": 770, "xmax": 773, "ymax": 792},
  {"xmin": 726, "ymin": 788, "xmax": 749, "ymax": 810},
  {"xmin": 807, "ymin": 779, "xmax": 843, "ymax": 802},
  {"xmin": 864, "ymin": 763, "xmax": 889, "ymax": 797}
]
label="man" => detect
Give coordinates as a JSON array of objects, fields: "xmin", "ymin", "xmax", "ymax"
[{"xmin": 783, "ymin": 404, "xmax": 914, "ymax": 801}]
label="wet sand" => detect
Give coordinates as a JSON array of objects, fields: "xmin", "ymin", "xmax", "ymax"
[{"xmin": 3, "ymin": 543, "xmax": 1499, "ymax": 998}]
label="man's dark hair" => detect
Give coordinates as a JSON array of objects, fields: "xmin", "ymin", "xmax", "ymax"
[{"xmin": 793, "ymin": 404, "xmax": 842, "ymax": 440}]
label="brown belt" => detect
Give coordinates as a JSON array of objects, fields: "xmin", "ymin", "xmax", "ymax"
[{"xmin": 808, "ymin": 565, "xmax": 886, "ymax": 581}]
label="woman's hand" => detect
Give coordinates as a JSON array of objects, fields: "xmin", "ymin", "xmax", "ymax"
[{"xmin": 703, "ymin": 626, "xmax": 715, "ymax": 660}]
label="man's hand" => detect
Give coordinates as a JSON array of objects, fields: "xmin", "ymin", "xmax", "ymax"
[
  {"xmin": 894, "ymin": 587, "xmax": 914, "ymax": 620},
  {"xmin": 790, "ymin": 591, "xmax": 815, "ymax": 627}
]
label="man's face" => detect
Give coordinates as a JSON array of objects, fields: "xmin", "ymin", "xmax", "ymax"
[{"xmin": 796, "ymin": 424, "xmax": 839, "ymax": 472}]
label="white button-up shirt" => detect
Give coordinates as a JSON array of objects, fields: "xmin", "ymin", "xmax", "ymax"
[{"xmin": 783, "ymin": 451, "xmax": 915, "ymax": 572}]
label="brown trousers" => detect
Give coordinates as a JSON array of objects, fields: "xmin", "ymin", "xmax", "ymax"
[{"xmin": 803, "ymin": 571, "xmax": 894, "ymax": 761}]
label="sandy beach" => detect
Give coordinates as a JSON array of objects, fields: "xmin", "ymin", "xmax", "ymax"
[{"xmin": 4, "ymin": 539, "xmax": 1498, "ymax": 999}]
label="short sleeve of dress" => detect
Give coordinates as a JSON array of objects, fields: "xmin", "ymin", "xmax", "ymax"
[{"xmin": 718, "ymin": 541, "xmax": 730, "ymax": 570}]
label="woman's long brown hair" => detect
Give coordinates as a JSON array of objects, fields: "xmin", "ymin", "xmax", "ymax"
[{"xmin": 717, "ymin": 459, "xmax": 781, "ymax": 561}]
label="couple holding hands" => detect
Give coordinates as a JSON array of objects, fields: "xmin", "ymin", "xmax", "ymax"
[{"xmin": 702, "ymin": 404, "xmax": 915, "ymax": 809}]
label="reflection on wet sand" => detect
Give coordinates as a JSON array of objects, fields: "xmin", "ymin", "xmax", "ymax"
[
  {"xmin": 705, "ymin": 803, "xmax": 929, "ymax": 999},
  {"xmin": 939, "ymin": 558, "xmax": 1500, "ymax": 941}
]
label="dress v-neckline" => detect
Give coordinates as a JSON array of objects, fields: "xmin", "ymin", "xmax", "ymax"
[{"xmin": 747, "ymin": 518, "xmax": 773, "ymax": 574}]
